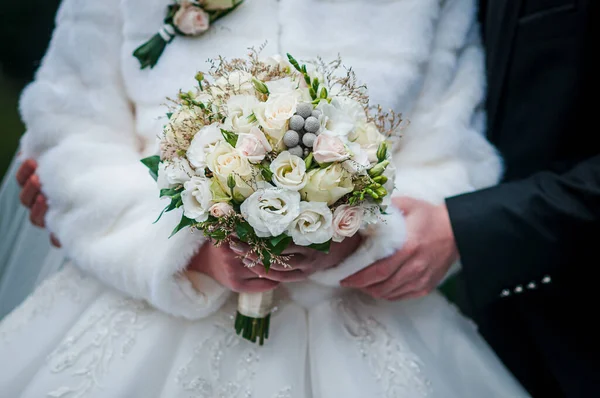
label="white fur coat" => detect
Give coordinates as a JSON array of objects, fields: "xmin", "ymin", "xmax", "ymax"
[{"xmin": 19, "ymin": 0, "xmax": 501, "ymax": 319}]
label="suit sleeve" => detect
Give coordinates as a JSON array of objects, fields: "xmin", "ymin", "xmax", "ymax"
[
  {"xmin": 310, "ymin": 0, "xmax": 502, "ymax": 286},
  {"xmin": 18, "ymin": 0, "xmax": 230, "ymax": 319},
  {"xmin": 446, "ymin": 155, "xmax": 600, "ymax": 309}
]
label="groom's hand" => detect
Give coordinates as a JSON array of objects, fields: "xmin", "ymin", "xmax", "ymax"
[
  {"xmin": 16, "ymin": 159, "xmax": 61, "ymax": 247},
  {"xmin": 341, "ymin": 197, "xmax": 458, "ymax": 301}
]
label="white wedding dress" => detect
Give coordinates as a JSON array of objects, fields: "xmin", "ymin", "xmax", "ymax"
[{"xmin": 0, "ymin": 0, "xmax": 529, "ymax": 397}]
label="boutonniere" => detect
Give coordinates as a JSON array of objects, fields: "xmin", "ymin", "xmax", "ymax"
[{"xmin": 133, "ymin": 0, "xmax": 244, "ymax": 69}]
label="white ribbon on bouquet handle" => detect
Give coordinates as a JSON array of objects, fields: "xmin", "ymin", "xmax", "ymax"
[{"xmin": 238, "ymin": 290, "xmax": 274, "ymax": 318}]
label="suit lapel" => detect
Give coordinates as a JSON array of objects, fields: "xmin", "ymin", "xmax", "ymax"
[{"xmin": 486, "ymin": 0, "xmax": 523, "ymax": 140}]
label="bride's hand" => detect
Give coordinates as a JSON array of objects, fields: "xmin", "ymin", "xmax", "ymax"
[
  {"xmin": 16, "ymin": 159, "xmax": 61, "ymax": 247},
  {"xmin": 187, "ymin": 242, "xmax": 279, "ymax": 293},
  {"xmin": 229, "ymin": 234, "xmax": 363, "ymax": 282}
]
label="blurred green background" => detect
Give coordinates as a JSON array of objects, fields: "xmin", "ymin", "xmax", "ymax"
[{"xmin": 0, "ymin": 0, "xmax": 61, "ymax": 181}]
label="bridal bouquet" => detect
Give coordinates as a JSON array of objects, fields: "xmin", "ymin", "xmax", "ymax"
[{"xmin": 142, "ymin": 49, "xmax": 401, "ymax": 345}]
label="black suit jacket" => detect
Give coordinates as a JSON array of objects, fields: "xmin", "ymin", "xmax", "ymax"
[{"xmin": 446, "ymin": 1, "xmax": 599, "ymax": 396}]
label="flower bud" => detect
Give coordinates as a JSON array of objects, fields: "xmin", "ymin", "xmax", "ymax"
[
  {"xmin": 227, "ymin": 174, "xmax": 236, "ymax": 189},
  {"xmin": 368, "ymin": 160, "xmax": 390, "ymax": 177},
  {"xmin": 376, "ymin": 141, "xmax": 389, "ymax": 162},
  {"xmin": 252, "ymin": 78, "xmax": 269, "ymax": 95}
]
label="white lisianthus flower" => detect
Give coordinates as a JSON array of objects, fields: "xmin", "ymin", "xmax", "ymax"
[
  {"xmin": 157, "ymin": 157, "xmax": 194, "ymax": 189},
  {"xmin": 223, "ymin": 95, "xmax": 260, "ymax": 134},
  {"xmin": 300, "ymin": 164, "xmax": 354, "ymax": 205},
  {"xmin": 312, "ymin": 133, "xmax": 350, "ymax": 164},
  {"xmin": 317, "ymin": 97, "xmax": 366, "ymax": 137},
  {"xmin": 343, "ymin": 142, "xmax": 371, "ymax": 174},
  {"xmin": 332, "ymin": 205, "xmax": 364, "ymax": 242},
  {"xmin": 186, "ymin": 123, "xmax": 223, "ymax": 169},
  {"xmin": 270, "ymin": 151, "xmax": 308, "ymax": 191},
  {"xmin": 261, "ymin": 54, "xmax": 293, "ymax": 73},
  {"xmin": 241, "ymin": 188, "xmax": 301, "ymax": 237},
  {"xmin": 214, "ymin": 70, "xmax": 255, "ymax": 96},
  {"xmin": 236, "ymin": 126, "xmax": 272, "ymax": 163},
  {"xmin": 255, "ymin": 92, "xmax": 300, "ymax": 142},
  {"xmin": 173, "ymin": 2, "xmax": 210, "ymax": 35},
  {"xmin": 206, "ymin": 141, "xmax": 261, "ymax": 199},
  {"xmin": 265, "ymin": 77, "xmax": 297, "ymax": 95},
  {"xmin": 182, "ymin": 177, "xmax": 213, "ymax": 222},
  {"xmin": 287, "ymin": 202, "xmax": 333, "ymax": 245},
  {"xmin": 209, "ymin": 202, "xmax": 235, "ymax": 218}
]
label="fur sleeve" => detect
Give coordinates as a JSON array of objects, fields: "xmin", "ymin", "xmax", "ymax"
[
  {"xmin": 18, "ymin": 0, "xmax": 229, "ymax": 319},
  {"xmin": 310, "ymin": 0, "xmax": 499, "ymax": 286}
]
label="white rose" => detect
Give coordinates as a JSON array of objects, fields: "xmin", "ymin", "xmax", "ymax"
[
  {"xmin": 157, "ymin": 157, "xmax": 194, "ymax": 189},
  {"xmin": 332, "ymin": 205, "xmax": 364, "ymax": 242},
  {"xmin": 270, "ymin": 151, "xmax": 307, "ymax": 191},
  {"xmin": 236, "ymin": 126, "xmax": 272, "ymax": 163},
  {"xmin": 173, "ymin": 2, "xmax": 210, "ymax": 36},
  {"xmin": 287, "ymin": 202, "xmax": 333, "ymax": 246},
  {"xmin": 255, "ymin": 92, "xmax": 299, "ymax": 142},
  {"xmin": 313, "ymin": 133, "xmax": 350, "ymax": 164},
  {"xmin": 343, "ymin": 142, "xmax": 371, "ymax": 174},
  {"xmin": 348, "ymin": 121, "xmax": 385, "ymax": 163},
  {"xmin": 206, "ymin": 141, "xmax": 261, "ymax": 199},
  {"xmin": 241, "ymin": 188, "xmax": 301, "ymax": 237},
  {"xmin": 209, "ymin": 202, "xmax": 235, "ymax": 218},
  {"xmin": 223, "ymin": 94, "xmax": 259, "ymax": 134},
  {"xmin": 186, "ymin": 123, "xmax": 223, "ymax": 169},
  {"xmin": 182, "ymin": 177, "xmax": 213, "ymax": 222},
  {"xmin": 317, "ymin": 97, "xmax": 366, "ymax": 137},
  {"xmin": 214, "ymin": 71, "xmax": 254, "ymax": 96},
  {"xmin": 300, "ymin": 164, "xmax": 354, "ymax": 205}
]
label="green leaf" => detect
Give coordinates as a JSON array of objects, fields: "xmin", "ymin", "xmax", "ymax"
[
  {"xmin": 160, "ymin": 187, "xmax": 181, "ymax": 198},
  {"xmin": 308, "ymin": 240, "xmax": 331, "ymax": 253},
  {"xmin": 221, "ymin": 128, "xmax": 238, "ymax": 147},
  {"xmin": 262, "ymin": 251, "xmax": 272, "ymax": 273},
  {"xmin": 269, "ymin": 234, "xmax": 292, "ymax": 255},
  {"xmin": 170, "ymin": 216, "xmax": 195, "ymax": 238},
  {"xmin": 259, "ymin": 162, "xmax": 274, "ymax": 181},
  {"xmin": 235, "ymin": 221, "xmax": 254, "ymax": 243},
  {"xmin": 286, "ymin": 53, "xmax": 302, "ymax": 72},
  {"xmin": 166, "ymin": 112, "xmax": 173, "ymax": 119},
  {"xmin": 141, "ymin": 155, "xmax": 161, "ymax": 181}
]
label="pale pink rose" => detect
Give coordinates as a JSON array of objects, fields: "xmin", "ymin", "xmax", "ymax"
[
  {"xmin": 173, "ymin": 2, "xmax": 210, "ymax": 36},
  {"xmin": 313, "ymin": 134, "xmax": 350, "ymax": 164},
  {"xmin": 332, "ymin": 205, "xmax": 364, "ymax": 242},
  {"xmin": 209, "ymin": 202, "xmax": 235, "ymax": 218},
  {"xmin": 235, "ymin": 127, "xmax": 273, "ymax": 163}
]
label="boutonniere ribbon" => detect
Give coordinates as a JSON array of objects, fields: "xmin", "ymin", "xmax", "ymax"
[{"xmin": 134, "ymin": 0, "xmax": 244, "ymax": 69}]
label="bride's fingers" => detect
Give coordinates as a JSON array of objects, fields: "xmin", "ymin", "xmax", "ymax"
[
  {"xmin": 246, "ymin": 264, "xmax": 308, "ymax": 282},
  {"xmin": 30, "ymin": 195, "xmax": 48, "ymax": 227},
  {"xmin": 19, "ymin": 175, "xmax": 42, "ymax": 208},
  {"xmin": 234, "ymin": 278, "xmax": 279, "ymax": 293},
  {"xmin": 386, "ymin": 288, "xmax": 429, "ymax": 302},
  {"xmin": 16, "ymin": 160, "xmax": 37, "ymax": 187},
  {"xmin": 341, "ymin": 250, "xmax": 413, "ymax": 289}
]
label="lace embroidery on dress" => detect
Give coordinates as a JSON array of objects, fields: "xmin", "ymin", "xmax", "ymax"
[
  {"xmin": 0, "ymin": 266, "xmax": 87, "ymax": 344},
  {"xmin": 176, "ymin": 305, "xmax": 292, "ymax": 398},
  {"xmin": 336, "ymin": 294, "xmax": 433, "ymax": 397},
  {"xmin": 45, "ymin": 295, "xmax": 151, "ymax": 398}
]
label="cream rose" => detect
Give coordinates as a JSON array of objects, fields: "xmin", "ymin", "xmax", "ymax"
[
  {"xmin": 157, "ymin": 157, "xmax": 194, "ymax": 190},
  {"xmin": 206, "ymin": 141, "xmax": 260, "ymax": 199},
  {"xmin": 270, "ymin": 151, "xmax": 307, "ymax": 191},
  {"xmin": 313, "ymin": 134, "xmax": 350, "ymax": 164},
  {"xmin": 209, "ymin": 202, "xmax": 235, "ymax": 218},
  {"xmin": 186, "ymin": 123, "xmax": 223, "ymax": 169},
  {"xmin": 332, "ymin": 205, "xmax": 364, "ymax": 242},
  {"xmin": 241, "ymin": 188, "xmax": 301, "ymax": 237},
  {"xmin": 348, "ymin": 121, "xmax": 385, "ymax": 163},
  {"xmin": 235, "ymin": 126, "xmax": 272, "ymax": 163},
  {"xmin": 287, "ymin": 202, "xmax": 333, "ymax": 246},
  {"xmin": 224, "ymin": 95, "xmax": 260, "ymax": 134},
  {"xmin": 173, "ymin": 2, "xmax": 210, "ymax": 36},
  {"xmin": 182, "ymin": 177, "xmax": 213, "ymax": 222},
  {"xmin": 300, "ymin": 164, "xmax": 354, "ymax": 205},
  {"xmin": 255, "ymin": 92, "xmax": 299, "ymax": 142}
]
